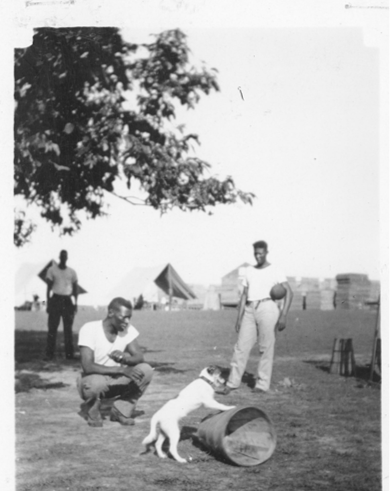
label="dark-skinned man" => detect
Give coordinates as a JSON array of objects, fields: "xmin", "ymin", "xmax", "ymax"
[
  {"xmin": 44, "ymin": 250, "xmax": 78, "ymax": 360},
  {"xmin": 77, "ymin": 297, "xmax": 153, "ymax": 427},
  {"xmin": 220, "ymin": 240, "xmax": 293, "ymax": 395}
]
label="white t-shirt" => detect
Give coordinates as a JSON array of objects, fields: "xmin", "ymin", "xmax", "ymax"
[
  {"xmin": 78, "ymin": 320, "xmax": 139, "ymax": 367},
  {"xmin": 240, "ymin": 264, "xmax": 287, "ymax": 301},
  {"xmin": 46, "ymin": 263, "xmax": 78, "ymax": 296}
]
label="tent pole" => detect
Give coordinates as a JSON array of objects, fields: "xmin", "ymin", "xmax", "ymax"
[{"xmin": 168, "ymin": 268, "xmax": 173, "ymax": 311}]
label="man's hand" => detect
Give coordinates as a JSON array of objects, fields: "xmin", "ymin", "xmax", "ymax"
[
  {"xmin": 73, "ymin": 304, "xmax": 78, "ymax": 314},
  {"xmin": 109, "ymin": 350, "xmax": 125, "ymax": 363},
  {"xmin": 275, "ymin": 314, "xmax": 287, "ymax": 332},
  {"xmin": 122, "ymin": 366, "xmax": 145, "ymax": 384}
]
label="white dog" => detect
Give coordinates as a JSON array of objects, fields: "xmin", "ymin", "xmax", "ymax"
[{"xmin": 142, "ymin": 366, "xmax": 236, "ymax": 463}]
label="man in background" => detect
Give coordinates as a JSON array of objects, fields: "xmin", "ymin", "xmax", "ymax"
[
  {"xmin": 44, "ymin": 250, "xmax": 78, "ymax": 360},
  {"xmin": 77, "ymin": 297, "xmax": 153, "ymax": 427},
  {"xmin": 221, "ymin": 240, "xmax": 293, "ymax": 394}
]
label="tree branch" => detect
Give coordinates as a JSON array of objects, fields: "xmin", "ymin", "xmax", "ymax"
[{"xmin": 107, "ymin": 190, "xmax": 149, "ymax": 206}]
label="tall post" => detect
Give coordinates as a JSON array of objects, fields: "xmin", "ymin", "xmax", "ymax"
[
  {"xmin": 168, "ymin": 271, "xmax": 173, "ymax": 311},
  {"xmin": 369, "ymin": 296, "xmax": 381, "ymax": 381}
]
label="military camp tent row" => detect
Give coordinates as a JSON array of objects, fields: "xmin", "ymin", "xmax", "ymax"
[{"xmin": 15, "ymin": 260, "xmax": 379, "ymax": 311}]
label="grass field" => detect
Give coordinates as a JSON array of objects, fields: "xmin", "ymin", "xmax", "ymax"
[{"xmin": 15, "ymin": 308, "xmax": 381, "ymax": 491}]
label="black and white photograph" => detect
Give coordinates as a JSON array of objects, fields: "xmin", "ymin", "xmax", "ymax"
[{"xmin": 2, "ymin": 0, "xmax": 388, "ymax": 489}]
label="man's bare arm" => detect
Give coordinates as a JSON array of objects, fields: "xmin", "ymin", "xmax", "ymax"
[
  {"xmin": 46, "ymin": 280, "xmax": 53, "ymax": 313},
  {"xmin": 235, "ymin": 286, "xmax": 248, "ymax": 333},
  {"xmin": 109, "ymin": 339, "xmax": 145, "ymax": 366},
  {"xmin": 108, "ymin": 340, "xmax": 146, "ymax": 384},
  {"xmin": 72, "ymin": 281, "xmax": 78, "ymax": 313},
  {"xmin": 80, "ymin": 346, "xmax": 126, "ymax": 376},
  {"xmin": 276, "ymin": 282, "xmax": 293, "ymax": 332}
]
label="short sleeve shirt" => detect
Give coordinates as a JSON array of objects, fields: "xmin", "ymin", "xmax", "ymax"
[
  {"xmin": 78, "ymin": 320, "xmax": 139, "ymax": 367},
  {"xmin": 241, "ymin": 264, "xmax": 287, "ymax": 301},
  {"xmin": 46, "ymin": 263, "xmax": 78, "ymax": 296}
]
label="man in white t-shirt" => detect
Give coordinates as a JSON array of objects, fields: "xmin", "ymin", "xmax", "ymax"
[
  {"xmin": 221, "ymin": 240, "xmax": 293, "ymax": 394},
  {"xmin": 45, "ymin": 250, "xmax": 78, "ymax": 360},
  {"xmin": 77, "ymin": 297, "xmax": 153, "ymax": 427}
]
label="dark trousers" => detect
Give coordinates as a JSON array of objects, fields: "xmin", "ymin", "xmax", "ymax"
[{"xmin": 46, "ymin": 294, "xmax": 75, "ymax": 358}]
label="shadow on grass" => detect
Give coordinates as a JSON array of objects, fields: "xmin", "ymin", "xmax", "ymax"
[
  {"xmin": 303, "ymin": 359, "xmax": 381, "ymax": 385},
  {"xmin": 150, "ymin": 362, "xmax": 189, "ymax": 375},
  {"xmin": 141, "ymin": 347, "xmax": 163, "ymax": 354},
  {"xmin": 15, "ymin": 372, "xmax": 68, "ymax": 393},
  {"xmin": 180, "ymin": 425, "xmax": 198, "ymax": 442},
  {"xmin": 218, "ymin": 366, "xmax": 256, "ymax": 389},
  {"xmin": 77, "ymin": 398, "xmax": 145, "ymax": 423},
  {"xmin": 15, "ymin": 330, "xmax": 81, "ymax": 370}
]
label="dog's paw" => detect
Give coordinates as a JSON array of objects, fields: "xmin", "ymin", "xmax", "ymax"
[
  {"xmin": 157, "ymin": 452, "xmax": 168, "ymax": 459},
  {"xmin": 176, "ymin": 457, "xmax": 188, "ymax": 464}
]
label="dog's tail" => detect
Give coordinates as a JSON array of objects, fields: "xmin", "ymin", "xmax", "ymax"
[{"xmin": 142, "ymin": 413, "xmax": 159, "ymax": 446}]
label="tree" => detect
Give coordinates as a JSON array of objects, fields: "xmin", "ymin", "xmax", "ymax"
[{"xmin": 14, "ymin": 27, "xmax": 254, "ymax": 246}]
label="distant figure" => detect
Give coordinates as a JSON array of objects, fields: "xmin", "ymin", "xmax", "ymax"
[
  {"xmin": 220, "ymin": 240, "xmax": 293, "ymax": 395},
  {"xmin": 44, "ymin": 250, "xmax": 78, "ymax": 360},
  {"xmin": 134, "ymin": 294, "xmax": 144, "ymax": 310},
  {"xmin": 302, "ymin": 292, "xmax": 307, "ymax": 310},
  {"xmin": 31, "ymin": 294, "xmax": 41, "ymax": 312},
  {"xmin": 76, "ymin": 297, "xmax": 153, "ymax": 428}
]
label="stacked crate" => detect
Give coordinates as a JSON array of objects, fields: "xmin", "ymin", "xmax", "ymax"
[
  {"xmin": 286, "ymin": 277, "xmax": 304, "ymax": 310},
  {"xmin": 335, "ymin": 273, "xmax": 371, "ymax": 310},
  {"xmin": 319, "ymin": 277, "xmax": 337, "ymax": 310},
  {"xmin": 368, "ymin": 280, "xmax": 381, "ymax": 303},
  {"xmin": 217, "ymin": 263, "xmax": 250, "ymax": 307},
  {"xmin": 287, "ymin": 276, "xmax": 323, "ymax": 310},
  {"xmin": 320, "ymin": 289, "xmax": 336, "ymax": 310}
]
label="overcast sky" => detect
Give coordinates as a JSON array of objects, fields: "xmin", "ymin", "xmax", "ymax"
[{"xmin": 7, "ymin": 0, "xmax": 388, "ymax": 306}]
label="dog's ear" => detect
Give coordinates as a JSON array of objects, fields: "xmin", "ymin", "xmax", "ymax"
[{"xmin": 207, "ymin": 365, "xmax": 216, "ymax": 375}]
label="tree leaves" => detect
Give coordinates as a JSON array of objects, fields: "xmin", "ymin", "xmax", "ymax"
[{"xmin": 14, "ymin": 27, "xmax": 254, "ymax": 246}]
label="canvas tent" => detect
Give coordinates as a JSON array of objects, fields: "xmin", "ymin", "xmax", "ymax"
[
  {"xmin": 15, "ymin": 260, "xmax": 87, "ymax": 308},
  {"xmin": 15, "ymin": 263, "xmax": 46, "ymax": 307},
  {"xmin": 109, "ymin": 264, "xmax": 196, "ymax": 308}
]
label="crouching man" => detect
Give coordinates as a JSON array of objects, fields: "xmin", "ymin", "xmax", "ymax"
[{"xmin": 77, "ymin": 297, "xmax": 153, "ymax": 427}]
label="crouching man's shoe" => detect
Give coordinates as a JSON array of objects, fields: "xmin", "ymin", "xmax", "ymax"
[{"xmin": 110, "ymin": 404, "xmax": 135, "ymax": 426}]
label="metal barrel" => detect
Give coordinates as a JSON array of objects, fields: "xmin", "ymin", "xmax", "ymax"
[{"xmin": 196, "ymin": 406, "xmax": 277, "ymax": 466}]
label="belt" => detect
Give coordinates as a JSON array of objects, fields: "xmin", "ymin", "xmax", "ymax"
[{"xmin": 246, "ymin": 298, "xmax": 272, "ymax": 307}]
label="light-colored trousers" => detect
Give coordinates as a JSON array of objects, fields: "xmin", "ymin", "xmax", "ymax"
[
  {"xmin": 76, "ymin": 363, "xmax": 153, "ymax": 417},
  {"xmin": 228, "ymin": 301, "xmax": 280, "ymax": 391}
]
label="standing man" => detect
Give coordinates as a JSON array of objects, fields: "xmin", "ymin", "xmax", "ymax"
[
  {"xmin": 77, "ymin": 297, "xmax": 153, "ymax": 427},
  {"xmin": 44, "ymin": 250, "xmax": 78, "ymax": 360},
  {"xmin": 222, "ymin": 240, "xmax": 293, "ymax": 394}
]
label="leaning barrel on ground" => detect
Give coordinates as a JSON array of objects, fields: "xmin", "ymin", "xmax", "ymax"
[{"xmin": 196, "ymin": 406, "xmax": 277, "ymax": 466}]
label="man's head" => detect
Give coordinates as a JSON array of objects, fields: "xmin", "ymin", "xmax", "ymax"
[
  {"xmin": 107, "ymin": 297, "xmax": 133, "ymax": 332},
  {"xmin": 252, "ymin": 240, "xmax": 268, "ymax": 268},
  {"xmin": 59, "ymin": 250, "xmax": 68, "ymax": 266},
  {"xmin": 59, "ymin": 250, "xmax": 68, "ymax": 261}
]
